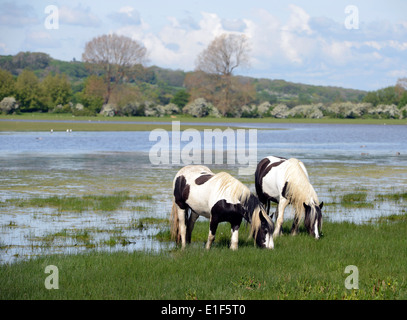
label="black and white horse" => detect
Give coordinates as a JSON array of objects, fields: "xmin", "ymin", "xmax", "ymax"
[
  {"xmin": 170, "ymin": 165, "xmax": 274, "ymax": 250},
  {"xmin": 255, "ymin": 156, "xmax": 323, "ymax": 239}
]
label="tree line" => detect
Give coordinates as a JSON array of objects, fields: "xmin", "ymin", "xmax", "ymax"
[{"xmin": 1, "ymin": 33, "xmax": 406, "ymax": 118}]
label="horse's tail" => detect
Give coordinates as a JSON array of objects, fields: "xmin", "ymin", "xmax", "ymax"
[{"xmin": 170, "ymin": 199, "xmax": 180, "ymax": 243}]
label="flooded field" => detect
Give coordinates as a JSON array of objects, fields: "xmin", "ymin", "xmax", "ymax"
[{"xmin": 1, "ymin": 122, "xmax": 406, "ymax": 264}]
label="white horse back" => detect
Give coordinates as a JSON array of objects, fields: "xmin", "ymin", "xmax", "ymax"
[
  {"xmin": 261, "ymin": 157, "xmax": 290, "ymax": 201},
  {"xmin": 174, "ymin": 165, "xmax": 249, "ymax": 219}
]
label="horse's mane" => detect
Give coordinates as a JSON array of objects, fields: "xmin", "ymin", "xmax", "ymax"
[
  {"xmin": 284, "ymin": 158, "xmax": 319, "ymax": 218},
  {"xmin": 211, "ymin": 172, "xmax": 251, "ymax": 203},
  {"xmin": 243, "ymin": 194, "xmax": 273, "ymax": 240},
  {"xmin": 211, "ymin": 172, "xmax": 272, "ymax": 239}
]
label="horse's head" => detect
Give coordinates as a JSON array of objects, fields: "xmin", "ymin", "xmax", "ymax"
[
  {"xmin": 244, "ymin": 195, "xmax": 274, "ymax": 249},
  {"xmin": 303, "ymin": 201, "xmax": 323, "ymax": 239},
  {"xmin": 254, "ymin": 205, "xmax": 274, "ymax": 249}
]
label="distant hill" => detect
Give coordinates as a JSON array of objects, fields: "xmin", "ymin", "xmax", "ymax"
[
  {"xmin": 237, "ymin": 76, "xmax": 366, "ymax": 106},
  {"xmin": 0, "ymin": 51, "xmax": 366, "ymax": 107}
]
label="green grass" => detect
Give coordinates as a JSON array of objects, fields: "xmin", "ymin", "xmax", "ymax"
[
  {"xmin": 376, "ymin": 192, "xmax": 407, "ymax": 202},
  {"xmin": 1, "ymin": 113, "xmax": 406, "ymax": 132},
  {"xmin": 1, "ymin": 191, "xmax": 153, "ymax": 213},
  {"xmin": 1, "ymin": 216, "xmax": 406, "ymax": 300},
  {"xmin": 0, "ymin": 114, "xmax": 242, "ymax": 132},
  {"xmin": 340, "ymin": 192, "xmax": 374, "ymax": 208}
]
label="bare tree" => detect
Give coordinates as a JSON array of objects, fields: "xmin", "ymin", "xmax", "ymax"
[
  {"xmin": 195, "ymin": 33, "xmax": 251, "ymax": 114},
  {"xmin": 82, "ymin": 34, "xmax": 148, "ymax": 104},
  {"xmin": 396, "ymin": 77, "xmax": 407, "ymax": 91},
  {"xmin": 196, "ymin": 33, "xmax": 250, "ymax": 76}
]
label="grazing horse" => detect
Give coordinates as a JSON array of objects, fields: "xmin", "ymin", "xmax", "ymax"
[
  {"xmin": 170, "ymin": 165, "xmax": 274, "ymax": 250},
  {"xmin": 255, "ymin": 156, "xmax": 323, "ymax": 239}
]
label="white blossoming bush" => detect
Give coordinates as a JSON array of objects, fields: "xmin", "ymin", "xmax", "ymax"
[
  {"xmin": 257, "ymin": 102, "xmax": 272, "ymax": 117},
  {"xmin": 144, "ymin": 102, "xmax": 165, "ymax": 117},
  {"xmin": 116, "ymin": 101, "xmax": 166, "ymax": 117},
  {"xmin": 0, "ymin": 97, "xmax": 19, "ymax": 114},
  {"xmin": 288, "ymin": 104, "xmax": 324, "ymax": 118},
  {"xmin": 325, "ymin": 102, "xmax": 371, "ymax": 118},
  {"xmin": 163, "ymin": 103, "xmax": 180, "ymax": 115},
  {"xmin": 368, "ymin": 104, "xmax": 400, "ymax": 119},
  {"xmin": 239, "ymin": 104, "xmax": 258, "ymax": 118},
  {"xmin": 400, "ymin": 105, "xmax": 407, "ymax": 119},
  {"xmin": 182, "ymin": 98, "xmax": 221, "ymax": 118},
  {"xmin": 270, "ymin": 104, "xmax": 289, "ymax": 118},
  {"xmin": 99, "ymin": 104, "xmax": 116, "ymax": 117}
]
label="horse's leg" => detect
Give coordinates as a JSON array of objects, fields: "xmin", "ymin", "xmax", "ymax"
[
  {"xmin": 230, "ymin": 224, "xmax": 240, "ymax": 251},
  {"xmin": 271, "ymin": 202, "xmax": 279, "ymax": 222},
  {"xmin": 177, "ymin": 207, "xmax": 188, "ymax": 249},
  {"xmin": 273, "ymin": 198, "xmax": 288, "ymax": 238},
  {"xmin": 206, "ymin": 217, "xmax": 218, "ymax": 250},
  {"xmin": 186, "ymin": 211, "xmax": 199, "ymax": 243},
  {"xmin": 291, "ymin": 215, "xmax": 300, "ymax": 236},
  {"xmin": 270, "ymin": 201, "xmax": 278, "ymax": 221}
]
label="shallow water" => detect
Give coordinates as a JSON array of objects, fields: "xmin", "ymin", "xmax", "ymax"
[{"xmin": 1, "ymin": 122, "xmax": 406, "ymax": 264}]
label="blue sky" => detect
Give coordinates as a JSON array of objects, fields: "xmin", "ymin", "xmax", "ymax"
[{"xmin": 0, "ymin": 0, "xmax": 406, "ymax": 91}]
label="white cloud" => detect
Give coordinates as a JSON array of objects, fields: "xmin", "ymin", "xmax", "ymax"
[
  {"xmin": 363, "ymin": 41, "xmax": 383, "ymax": 50},
  {"xmin": 388, "ymin": 40, "xmax": 407, "ymax": 51},
  {"xmin": 259, "ymin": 5, "xmax": 314, "ymax": 65},
  {"xmin": 110, "ymin": 4, "xmax": 407, "ymax": 90},
  {"xmin": 59, "ymin": 5, "xmax": 101, "ymax": 27},
  {"xmin": 0, "ymin": 2, "xmax": 38, "ymax": 27},
  {"xmin": 284, "ymin": 4, "xmax": 312, "ymax": 35},
  {"xmin": 387, "ymin": 69, "xmax": 407, "ymax": 78},
  {"xmin": 0, "ymin": 42, "xmax": 8, "ymax": 54},
  {"xmin": 320, "ymin": 40, "xmax": 354, "ymax": 65},
  {"xmin": 280, "ymin": 31, "xmax": 303, "ymax": 64},
  {"xmin": 116, "ymin": 11, "xmax": 235, "ymax": 70},
  {"xmin": 221, "ymin": 18, "xmax": 247, "ymax": 32},
  {"xmin": 25, "ymin": 31, "xmax": 61, "ymax": 49},
  {"xmin": 363, "ymin": 40, "xmax": 407, "ymax": 51},
  {"xmin": 108, "ymin": 6, "xmax": 141, "ymax": 25},
  {"xmin": 244, "ymin": 9, "xmax": 280, "ymax": 64}
]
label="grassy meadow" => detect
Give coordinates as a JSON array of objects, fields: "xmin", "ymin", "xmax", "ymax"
[
  {"xmin": 1, "ymin": 214, "xmax": 406, "ymax": 300},
  {"xmin": 1, "ymin": 113, "xmax": 406, "ymax": 132}
]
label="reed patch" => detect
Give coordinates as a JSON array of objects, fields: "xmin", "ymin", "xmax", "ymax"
[
  {"xmin": 1, "ymin": 191, "xmax": 153, "ymax": 213},
  {"xmin": 340, "ymin": 192, "xmax": 374, "ymax": 208}
]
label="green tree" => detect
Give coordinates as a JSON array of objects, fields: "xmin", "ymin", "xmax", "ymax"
[
  {"xmin": 80, "ymin": 75, "xmax": 106, "ymax": 113},
  {"xmin": 170, "ymin": 89, "xmax": 190, "ymax": 109},
  {"xmin": 0, "ymin": 68, "xmax": 15, "ymax": 100},
  {"xmin": 363, "ymin": 86, "xmax": 399, "ymax": 106},
  {"xmin": 398, "ymin": 91, "xmax": 407, "ymax": 108},
  {"xmin": 363, "ymin": 91, "xmax": 379, "ymax": 106},
  {"xmin": 298, "ymin": 92, "xmax": 312, "ymax": 105},
  {"xmin": 12, "ymin": 52, "xmax": 51, "ymax": 70},
  {"xmin": 42, "ymin": 73, "xmax": 72, "ymax": 109},
  {"xmin": 15, "ymin": 69, "xmax": 45, "ymax": 112},
  {"xmin": 377, "ymin": 86, "xmax": 397, "ymax": 105}
]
